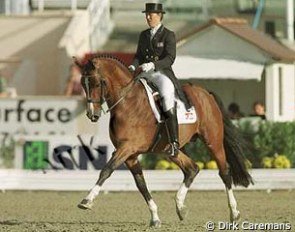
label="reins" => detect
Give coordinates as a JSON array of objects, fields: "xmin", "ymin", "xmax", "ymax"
[{"xmin": 105, "ymin": 75, "xmax": 140, "ymax": 113}]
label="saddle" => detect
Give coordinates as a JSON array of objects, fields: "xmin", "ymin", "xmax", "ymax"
[{"xmin": 139, "ymin": 78, "xmax": 197, "ymax": 124}]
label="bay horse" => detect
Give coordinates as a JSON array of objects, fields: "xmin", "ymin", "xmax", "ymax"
[{"xmin": 74, "ymin": 55, "xmax": 253, "ymax": 227}]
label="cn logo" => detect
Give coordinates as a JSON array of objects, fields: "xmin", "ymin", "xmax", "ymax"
[
  {"xmin": 23, "ymin": 136, "xmax": 116, "ymax": 171},
  {"xmin": 47, "ymin": 144, "xmax": 107, "ymax": 170}
]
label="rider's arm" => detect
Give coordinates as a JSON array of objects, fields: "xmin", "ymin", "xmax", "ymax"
[{"xmin": 131, "ymin": 32, "xmax": 145, "ymax": 69}]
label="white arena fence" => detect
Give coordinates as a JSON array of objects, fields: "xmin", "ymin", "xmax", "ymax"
[{"xmin": 0, "ymin": 169, "xmax": 295, "ymax": 192}]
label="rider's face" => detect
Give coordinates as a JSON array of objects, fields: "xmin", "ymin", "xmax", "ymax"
[{"xmin": 145, "ymin": 12, "xmax": 161, "ymax": 28}]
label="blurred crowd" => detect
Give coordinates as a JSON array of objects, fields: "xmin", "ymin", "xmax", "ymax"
[
  {"xmin": 228, "ymin": 101, "xmax": 267, "ymax": 120},
  {"xmin": 0, "ymin": 71, "xmax": 17, "ymax": 98}
]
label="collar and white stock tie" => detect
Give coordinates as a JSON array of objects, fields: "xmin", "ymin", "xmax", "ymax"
[{"xmin": 150, "ymin": 23, "xmax": 162, "ymax": 39}]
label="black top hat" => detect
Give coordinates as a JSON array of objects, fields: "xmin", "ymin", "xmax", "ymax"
[{"xmin": 142, "ymin": 3, "xmax": 165, "ymax": 14}]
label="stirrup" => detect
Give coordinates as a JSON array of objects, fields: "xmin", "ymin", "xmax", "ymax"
[{"xmin": 169, "ymin": 141, "xmax": 179, "ymax": 157}]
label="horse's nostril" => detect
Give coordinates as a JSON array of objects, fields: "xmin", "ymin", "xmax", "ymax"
[{"xmin": 91, "ymin": 115, "xmax": 99, "ymax": 122}]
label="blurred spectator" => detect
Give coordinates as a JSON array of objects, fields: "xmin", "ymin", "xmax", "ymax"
[
  {"xmin": 228, "ymin": 102, "xmax": 244, "ymax": 120},
  {"xmin": 0, "ymin": 72, "xmax": 18, "ymax": 98},
  {"xmin": 250, "ymin": 101, "xmax": 267, "ymax": 120},
  {"xmin": 0, "ymin": 72, "xmax": 8, "ymax": 97},
  {"xmin": 64, "ymin": 65, "xmax": 85, "ymax": 96}
]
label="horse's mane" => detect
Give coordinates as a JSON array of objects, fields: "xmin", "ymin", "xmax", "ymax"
[{"xmin": 90, "ymin": 54, "xmax": 129, "ymax": 69}]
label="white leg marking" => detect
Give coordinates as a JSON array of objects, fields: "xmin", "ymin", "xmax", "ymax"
[
  {"xmin": 226, "ymin": 188, "xmax": 240, "ymax": 220},
  {"xmin": 148, "ymin": 199, "xmax": 160, "ymax": 222},
  {"xmin": 176, "ymin": 183, "xmax": 189, "ymax": 209},
  {"xmin": 85, "ymin": 185, "xmax": 101, "ymax": 202}
]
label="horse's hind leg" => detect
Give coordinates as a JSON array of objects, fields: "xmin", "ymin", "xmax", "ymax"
[
  {"xmin": 169, "ymin": 150, "xmax": 199, "ymax": 221},
  {"xmin": 222, "ymin": 168, "xmax": 240, "ymax": 222},
  {"xmin": 125, "ymin": 157, "xmax": 161, "ymax": 228},
  {"xmin": 217, "ymin": 149, "xmax": 240, "ymax": 222},
  {"xmin": 205, "ymin": 141, "xmax": 240, "ymax": 222}
]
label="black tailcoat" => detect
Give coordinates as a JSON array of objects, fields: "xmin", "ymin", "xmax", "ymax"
[{"xmin": 132, "ymin": 25, "xmax": 188, "ymax": 105}]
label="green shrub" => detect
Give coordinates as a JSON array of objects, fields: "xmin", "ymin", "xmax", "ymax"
[
  {"xmin": 140, "ymin": 120, "xmax": 295, "ymax": 169},
  {"xmin": 0, "ymin": 134, "xmax": 16, "ymax": 168},
  {"xmin": 241, "ymin": 120, "xmax": 295, "ymax": 167}
]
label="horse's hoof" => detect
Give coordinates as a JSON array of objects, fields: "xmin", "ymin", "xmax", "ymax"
[
  {"xmin": 176, "ymin": 205, "xmax": 188, "ymax": 221},
  {"xmin": 149, "ymin": 220, "xmax": 161, "ymax": 228},
  {"xmin": 230, "ymin": 211, "xmax": 240, "ymax": 222},
  {"xmin": 77, "ymin": 199, "xmax": 93, "ymax": 210}
]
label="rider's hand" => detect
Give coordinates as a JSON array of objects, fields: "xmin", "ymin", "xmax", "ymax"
[
  {"xmin": 140, "ymin": 62, "xmax": 155, "ymax": 72},
  {"xmin": 128, "ymin": 65, "xmax": 136, "ymax": 73}
]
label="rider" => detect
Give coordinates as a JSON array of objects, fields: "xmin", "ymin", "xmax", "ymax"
[{"xmin": 129, "ymin": 3, "xmax": 189, "ymax": 157}]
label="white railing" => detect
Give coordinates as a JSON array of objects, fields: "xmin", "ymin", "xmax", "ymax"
[
  {"xmin": 1, "ymin": 169, "xmax": 295, "ymax": 191},
  {"xmin": 0, "ymin": 0, "xmax": 90, "ymax": 15},
  {"xmin": 2, "ymin": 0, "xmax": 30, "ymax": 15},
  {"xmin": 33, "ymin": 0, "xmax": 88, "ymax": 12}
]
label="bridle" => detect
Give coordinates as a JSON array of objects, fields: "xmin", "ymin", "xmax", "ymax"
[
  {"xmin": 83, "ymin": 74, "xmax": 106, "ymax": 105},
  {"xmin": 82, "ymin": 73, "xmax": 139, "ymax": 115}
]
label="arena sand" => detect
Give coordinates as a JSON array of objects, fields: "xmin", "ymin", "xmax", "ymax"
[{"xmin": 0, "ymin": 190, "xmax": 294, "ymax": 231}]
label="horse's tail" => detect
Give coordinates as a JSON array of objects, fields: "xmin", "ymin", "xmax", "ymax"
[{"xmin": 210, "ymin": 92, "xmax": 253, "ymax": 187}]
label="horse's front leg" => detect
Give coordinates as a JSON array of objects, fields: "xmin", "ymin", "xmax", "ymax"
[
  {"xmin": 125, "ymin": 157, "xmax": 161, "ymax": 228},
  {"xmin": 78, "ymin": 149, "xmax": 126, "ymax": 210}
]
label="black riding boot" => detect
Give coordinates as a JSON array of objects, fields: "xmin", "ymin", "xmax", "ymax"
[{"xmin": 164, "ymin": 107, "xmax": 179, "ymax": 157}]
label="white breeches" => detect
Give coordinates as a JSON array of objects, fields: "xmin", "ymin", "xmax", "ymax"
[{"xmin": 145, "ymin": 71, "xmax": 175, "ymax": 112}]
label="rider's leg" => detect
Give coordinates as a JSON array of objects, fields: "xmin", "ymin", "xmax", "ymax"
[
  {"xmin": 148, "ymin": 71, "xmax": 179, "ymax": 156},
  {"xmin": 163, "ymin": 105, "xmax": 179, "ymax": 156}
]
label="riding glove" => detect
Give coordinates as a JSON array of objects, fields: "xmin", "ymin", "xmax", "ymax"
[
  {"xmin": 128, "ymin": 65, "xmax": 135, "ymax": 72},
  {"xmin": 140, "ymin": 62, "xmax": 155, "ymax": 72}
]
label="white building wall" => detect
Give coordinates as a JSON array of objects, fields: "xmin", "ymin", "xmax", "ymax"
[
  {"xmin": 282, "ymin": 64, "xmax": 295, "ymax": 120},
  {"xmin": 266, "ymin": 63, "xmax": 295, "ymax": 121}
]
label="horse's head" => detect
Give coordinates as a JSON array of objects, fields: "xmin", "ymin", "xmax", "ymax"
[{"xmin": 74, "ymin": 57, "xmax": 106, "ymax": 122}]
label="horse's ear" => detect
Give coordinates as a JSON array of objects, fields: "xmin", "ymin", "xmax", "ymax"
[{"xmin": 72, "ymin": 56, "xmax": 82, "ymax": 69}]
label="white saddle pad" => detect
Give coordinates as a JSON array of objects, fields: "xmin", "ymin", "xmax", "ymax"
[{"xmin": 139, "ymin": 79, "xmax": 197, "ymax": 124}]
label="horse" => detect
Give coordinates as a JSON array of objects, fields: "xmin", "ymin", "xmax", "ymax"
[{"xmin": 74, "ymin": 55, "xmax": 253, "ymax": 227}]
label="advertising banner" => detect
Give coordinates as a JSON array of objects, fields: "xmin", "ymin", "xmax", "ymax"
[
  {"xmin": 0, "ymin": 96, "xmax": 89, "ymax": 135},
  {"xmin": 0, "ymin": 97, "xmax": 114, "ymax": 170}
]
